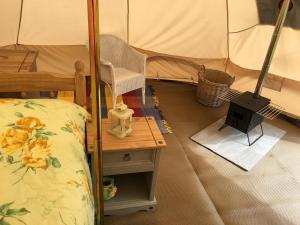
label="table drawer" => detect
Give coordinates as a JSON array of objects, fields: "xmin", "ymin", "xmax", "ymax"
[{"xmin": 103, "ymin": 150, "xmax": 156, "ymax": 175}]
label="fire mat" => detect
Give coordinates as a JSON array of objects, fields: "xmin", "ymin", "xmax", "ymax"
[{"xmin": 191, "ymin": 117, "xmax": 286, "ymax": 171}]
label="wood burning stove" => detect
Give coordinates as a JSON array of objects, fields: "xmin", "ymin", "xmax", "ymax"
[
  {"xmin": 218, "ymin": 0, "xmax": 289, "ymax": 146},
  {"xmin": 225, "ymin": 92, "xmax": 270, "ymax": 133},
  {"xmin": 219, "ymin": 92, "xmax": 270, "ymax": 145},
  {"xmin": 219, "ymin": 90, "xmax": 283, "ymax": 146}
]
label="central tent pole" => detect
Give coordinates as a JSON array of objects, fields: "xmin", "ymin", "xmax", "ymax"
[
  {"xmin": 127, "ymin": 0, "xmax": 130, "ymax": 44},
  {"xmin": 253, "ymin": 0, "xmax": 291, "ymax": 98},
  {"xmin": 87, "ymin": 0, "xmax": 104, "ymax": 224}
]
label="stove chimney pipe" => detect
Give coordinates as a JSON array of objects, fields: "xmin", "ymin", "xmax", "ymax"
[{"xmin": 253, "ymin": 0, "xmax": 291, "ymax": 98}]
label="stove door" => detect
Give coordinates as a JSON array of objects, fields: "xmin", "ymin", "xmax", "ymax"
[{"xmin": 225, "ymin": 103, "xmax": 252, "ymax": 133}]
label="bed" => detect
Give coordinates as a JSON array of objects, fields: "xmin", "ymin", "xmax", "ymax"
[{"xmin": 0, "ymin": 61, "xmax": 94, "ymax": 225}]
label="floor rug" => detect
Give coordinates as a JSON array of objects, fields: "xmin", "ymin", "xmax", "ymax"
[
  {"xmin": 191, "ymin": 117, "xmax": 286, "ymax": 171},
  {"xmin": 100, "ymin": 84, "xmax": 172, "ymax": 134}
]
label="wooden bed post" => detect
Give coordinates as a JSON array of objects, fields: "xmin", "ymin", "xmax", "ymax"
[{"xmin": 75, "ymin": 60, "xmax": 87, "ymax": 107}]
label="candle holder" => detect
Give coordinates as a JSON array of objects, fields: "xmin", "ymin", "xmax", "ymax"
[{"xmin": 108, "ymin": 103, "xmax": 134, "ymax": 139}]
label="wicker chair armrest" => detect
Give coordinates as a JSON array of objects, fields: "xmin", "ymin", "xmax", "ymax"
[
  {"xmin": 100, "ymin": 59, "xmax": 113, "ymax": 67},
  {"xmin": 100, "ymin": 60, "xmax": 115, "ymax": 85}
]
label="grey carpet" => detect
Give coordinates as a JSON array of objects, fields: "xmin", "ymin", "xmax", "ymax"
[{"xmin": 105, "ymin": 80, "xmax": 300, "ymax": 225}]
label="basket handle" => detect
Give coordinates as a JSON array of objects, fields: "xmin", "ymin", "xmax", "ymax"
[
  {"xmin": 199, "ymin": 64, "xmax": 205, "ymax": 73},
  {"xmin": 227, "ymin": 74, "xmax": 235, "ymax": 87}
]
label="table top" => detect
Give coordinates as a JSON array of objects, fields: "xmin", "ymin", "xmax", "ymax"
[
  {"xmin": 87, "ymin": 117, "xmax": 166, "ymax": 153},
  {"xmin": 0, "ymin": 49, "xmax": 38, "ymax": 72}
]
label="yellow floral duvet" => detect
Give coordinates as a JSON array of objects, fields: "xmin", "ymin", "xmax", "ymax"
[{"xmin": 0, "ymin": 99, "xmax": 94, "ymax": 225}]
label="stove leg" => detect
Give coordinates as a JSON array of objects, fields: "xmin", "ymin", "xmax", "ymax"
[
  {"xmin": 246, "ymin": 123, "xmax": 264, "ymax": 146},
  {"xmin": 218, "ymin": 124, "xmax": 228, "ymax": 131}
]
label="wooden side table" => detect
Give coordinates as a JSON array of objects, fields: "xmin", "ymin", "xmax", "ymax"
[
  {"xmin": 0, "ymin": 49, "xmax": 38, "ymax": 72},
  {"xmin": 0, "ymin": 49, "xmax": 39, "ymax": 98},
  {"xmin": 87, "ymin": 117, "xmax": 166, "ymax": 215}
]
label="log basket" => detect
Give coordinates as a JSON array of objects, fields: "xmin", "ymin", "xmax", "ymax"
[{"xmin": 197, "ymin": 65, "xmax": 235, "ymax": 107}]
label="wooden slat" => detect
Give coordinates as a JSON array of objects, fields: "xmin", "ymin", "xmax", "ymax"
[
  {"xmin": 103, "ymin": 140, "xmax": 158, "ymax": 152},
  {"xmin": 87, "ymin": 121, "xmax": 94, "ymax": 153},
  {"xmin": 74, "ymin": 61, "xmax": 86, "ymax": 107},
  {"xmin": 0, "ymin": 72, "xmax": 75, "ymax": 92},
  {"xmin": 0, "ymin": 54, "xmax": 86, "ymax": 107}
]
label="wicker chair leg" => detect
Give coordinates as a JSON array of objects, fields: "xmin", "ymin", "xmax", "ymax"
[
  {"xmin": 112, "ymin": 93, "xmax": 117, "ymax": 109},
  {"xmin": 142, "ymin": 86, "xmax": 146, "ymax": 104}
]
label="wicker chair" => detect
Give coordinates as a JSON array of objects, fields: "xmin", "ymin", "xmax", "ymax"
[{"xmin": 99, "ymin": 34, "xmax": 147, "ymax": 108}]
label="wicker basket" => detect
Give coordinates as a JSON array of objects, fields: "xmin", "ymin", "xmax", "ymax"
[{"xmin": 197, "ymin": 66, "xmax": 235, "ymax": 107}]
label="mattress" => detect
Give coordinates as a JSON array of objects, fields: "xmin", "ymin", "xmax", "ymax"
[{"xmin": 0, "ymin": 99, "xmax": 94, "ymax": 225}]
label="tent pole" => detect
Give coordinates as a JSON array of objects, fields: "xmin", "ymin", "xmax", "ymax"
[
  {"xmin": 225, "ymin": 0, "xmax": 230, "ymax": 73},
  {"xmin": 16, "ymin": 0, "xmax": 24, "ymax": 46},
  {"xmin": 253, "ymin": 0, "xmax": 290, "ymax": 98},
  {"xmin": 127, "ymin": 0, "xmax": 130, "ymax": 44},
  {"xmin": 87, "ymin": 0, "xmax": 104, "ymax": 225}
]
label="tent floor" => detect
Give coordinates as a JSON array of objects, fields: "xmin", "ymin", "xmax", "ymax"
[{"xmin": 106, "ymin": 80, "xmax": 300, "ymax": 225}]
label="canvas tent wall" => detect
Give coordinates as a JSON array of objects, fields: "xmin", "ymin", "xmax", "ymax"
[{"xmin": 0, "ymin": 0, "xmax": 299, "ymax": 118}]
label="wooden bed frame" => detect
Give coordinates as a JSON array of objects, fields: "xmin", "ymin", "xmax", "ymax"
[
  {"xmin": 0, "ymin": 60, "xmax": 99, "ymax": 222},
  {"xmin": 0, "ymin": 60, "xmax": 93, "ymax": 152},
  {"xmin": 0, "ymin": 60, "xmax": 87, "ymax": 107}
]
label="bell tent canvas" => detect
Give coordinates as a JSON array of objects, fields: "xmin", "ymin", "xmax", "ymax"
[
  {"xmin": 0, "ymin": 1, "xmax": 300, "ymax": 225},
  {"xmin": 0, "ymin": 0, "xmax": 300, "ymax": 118}
]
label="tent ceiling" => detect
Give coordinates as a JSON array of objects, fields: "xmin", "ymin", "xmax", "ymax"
[
  {"xmin": 18, "ymin": 0, "xmax": 88, "ymax": 45},
  {"xmin": 99, "ymin": 0, "xmax": 127, "ymax": 41},
  {"xmin": 0, "ymin": 0, "xmax": 299, "ymax": 82},
  {"xmin": 228, "ymin": 0, "xmax": 259, "ymax": 32},
  {"xmin": 129, "ymin": 0, "xmax": 228, "ymax": 58},
  {"xmin": 229, "ymin": 26, "xmax": 300, "ymax": 82}
]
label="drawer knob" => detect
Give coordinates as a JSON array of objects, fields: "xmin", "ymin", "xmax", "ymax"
[{"xmin": 123, "ymin": 153, "xmax": 131, "ymax": 161}]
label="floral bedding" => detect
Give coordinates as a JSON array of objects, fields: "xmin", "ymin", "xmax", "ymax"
[{"xmin": 0, "ymin": 99, "xmax": 94, "ymax": 225}]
